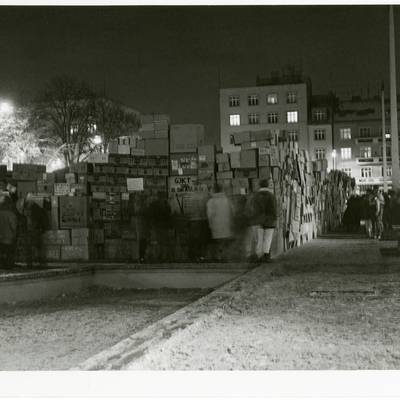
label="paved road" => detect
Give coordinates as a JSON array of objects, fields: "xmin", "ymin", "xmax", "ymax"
[{"xmin": 100, "ymin": 235, "xmax": 400, "ymax": 370}]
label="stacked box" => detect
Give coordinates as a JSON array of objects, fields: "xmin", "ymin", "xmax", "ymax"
[
  {"xmin": 12, "ymin": 164, "xmax": 46, "ymax": 181},
  {"xmin": 59, "ymin": 196, "xmax": 88, "ymax": 228},
  {"xmin": 170, "ymin": 153, "xmax": 198, "ymax": 176},
  {"xmin": 170, "ymin": 124, "xmax": 205, "ymax": 153},
  {"xmin": 61, "ymin": 245, "xmax": 89, "ymax": 261},
  {"xmin": 41, "ymin": 230, "xmax": 71, "ymax": 245}
]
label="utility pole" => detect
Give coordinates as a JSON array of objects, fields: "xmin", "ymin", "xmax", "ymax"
[
  {"xmin": 382, "ymin": 83, "xmax": 388, "ymax": 193},
  {"xmin": 389, "ymin": 5, "xmax": 400, "ymax": 190}
]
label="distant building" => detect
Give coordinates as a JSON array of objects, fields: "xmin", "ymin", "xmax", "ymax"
[
  {"xmin": 308, "ymin": 95, "xmax": 334, "ymax": 171},
  {"xmin": 219, "ymin": 73, "xmax": 310, "ymax": 153},
  {"xmin": 333, "ymin": 96, "xmax": 394, "ymax": 191}
]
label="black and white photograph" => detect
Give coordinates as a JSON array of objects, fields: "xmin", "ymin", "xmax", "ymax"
[{"xmin": 1, "ymin": 2, "xmax": 400, "ymax": 398}]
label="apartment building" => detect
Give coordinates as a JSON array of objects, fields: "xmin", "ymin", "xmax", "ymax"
[
  {"xmin": 308, "ymin": 95, "xmax": 334, "ymax": 170},
  {"xmin": 219, "ymin": 76, "xmax": 309, "ymax": 153},
  {"xmin": 333, "ymin": 97, "xmax": 393, "ymax": 190}
]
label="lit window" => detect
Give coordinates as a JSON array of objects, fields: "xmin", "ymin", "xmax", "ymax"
[
  {"xmin": 287, "ymin": 92, "xmax": 297, "ymax": 104},
  {"xmin": 314, "ymin": 129, "xmax": 326, "ymax": 141},
  {"xmin": 385, "ymin": 128, "xmax": 391, "ymax": 139},
  {"xmin": 267, "ymin": 94, "xmax": 278, "ymax": 104},
  {"xmin": 287, "ymin": 111, "xmax": 298, "ymax": 123},
  {"xmin": 229, "ymin": 114, "xmax": 240, "ymax": 126},
  {"xmin": 342, "ymin": 168, "xmax": 352, "ymax": 177},
  {"xmin": 248, "ymin": 95, "xmax": 259, "ymax": 106},
  {"xmin": 313, "ymin": 110, "xmax": 326, "ymax": 121},
  {"xmin": 361, "ymin": 167, "xmax": 372, "ymax": 178},
  {"xmin": 359, "ymin": 127, "xmax": 371, "ymax": 138},
  {"xmin": 248, "ymin": 113, "xmax": 259, "ymax": 125},
  {"xmin": 360, "ymin": 146, "xmax": 372, "ymax": 158},
  {"xmin": 267, "ymin": 112, "xmax": 278, "ymax": 124},
  {"xmin": 341, "ymin": 147, "xmax": 352, "ymax": 159},
  {"xmin": 315, "ymin": 148, "xmax": 326, "ymax": 160},
  {"xmin": 229, "ymin": 95, "xmax": 240, "ymax": 107},
  {"xmin": 340, "ymin": 128, "xmax": 351, "ymax": 140},
  {"xmin": 288, "ymin": 130, "xmax": 298, "ymax": 141}
]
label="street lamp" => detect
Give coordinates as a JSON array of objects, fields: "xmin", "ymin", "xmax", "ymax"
[
  {"xmin": 331, "ymin": 149, "xmax": 337, "ymax": 170},
  {"xmin": 92, "ymin": 134, "xmax": 102, "ymax": 145},
  {"xmin": 0, "ymin": 101, "xmax": 14, "ymax": 115}
]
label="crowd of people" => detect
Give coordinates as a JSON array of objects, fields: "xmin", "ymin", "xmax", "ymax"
[
  {"xmin": 134, "ymin": 178, "xmax": 277, "ymax": 263},
  {"xmin": 0, "ymin": 177, "xmax": 278, "ymax": 269},
  {"xmin": 0, "ymin": 180, "xmax": 47, "ymax": 269},
  {"xmin": 343, "ymin": 187, "xmax": 397, "ymax": 239}
]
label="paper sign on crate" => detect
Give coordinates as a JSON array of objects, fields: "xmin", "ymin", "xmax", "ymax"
[{"xmin": 127, "ymin": 177, "xmax": 144, "ymax": 192}]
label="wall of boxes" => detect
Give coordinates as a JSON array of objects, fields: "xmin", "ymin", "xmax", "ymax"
[{"xmin": 1, "ymin": 114, "xmax": 354, "ymax": 263}]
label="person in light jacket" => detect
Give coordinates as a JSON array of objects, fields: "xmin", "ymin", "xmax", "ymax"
[
  {"xmin": 206, "ymin": 183, "xmax": 234, "ymax": 261},
  {"xmin": 244, "ymin": 179, "xmax": 277, "ymax": 262}
]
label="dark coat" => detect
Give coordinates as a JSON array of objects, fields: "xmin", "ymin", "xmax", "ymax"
[
  {"xmin": 0, "ymin": 194, "xmax": 18, "ymax": 245},
  {"xmin": 245, "ymin": 188, "xmax": 277, "ymax": 228}
]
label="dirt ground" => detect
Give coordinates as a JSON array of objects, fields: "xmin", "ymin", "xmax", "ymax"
[
  {"xmin": 125, "ymin": 237, "xmax": 400, "ymax": 370},
  {"xmin": 0, "ymin": 286, "xmax": 210, "ymax": 370}
]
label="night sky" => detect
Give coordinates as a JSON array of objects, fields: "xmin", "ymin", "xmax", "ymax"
[{"xmin": 0, "ymin": 5, "xmax": 397, "ymax": 143}]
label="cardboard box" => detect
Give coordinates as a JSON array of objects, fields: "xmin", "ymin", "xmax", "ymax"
[
  {"xmin": 41, "ymin": 245, "xmax": 61, "ymax": 261},
  {"xmin": 258, "ymin": 147, "xmax": 271, "ymax": 167},
  {"xmin": 143, "ymin": 138, "xmax": 169, "ymax": 156},
  {"xmin": 127, "ymin": 178, "xmax": 144, "ymax": 192},
  {"xmin": 230, "ymin": 152, "xmax": 241, "ymax": 169},
  {"xmin": 170, "ymin": 124, "xmax": 205, "ymax": 153},
  {"xmin": 259, "ymin": 167, "xmax": 272, "ymax": 179},
  {"xmin": 217, "ymin": 162, "xmax": 231, "ymax": 172},
  {"xmin": 233, "ymin": 131, "xmax": 251, "ymax": 145},
  {"xmin": 240, "ymin": 150, "xmax": 257, "ymax": 169},
  {"xmin": 198, "ymin": 145, "xmax": 215, "ymax": 168},
  {"xmin": 217, "ymin": 171, "xmax": 234, "ymax": 180},
  {"xmin": 168, "ymin": 176, "xmax": 199, "ymax": 193},
  {"xmin": 61, "ymin": 245, "xmax": 89, "ymax": 261},
  {"xmin": 70, "ymin": 228, "xmax": 90, "ymax": 245},
  {"xmin": 41, "ymin": 230, "xmax": 71, "ymax": 246},
  {"xmin": 216, "ymin": 153, "xmax": 230, "ymax": 164},
  {"xmin": 54, "ymin": 183, "xmax": 71, "ymax": 196},
  {"xmin": 131, "ymin": 148, "xmax": 146, "ymax": 156},
  {"xmin": 170, "ymin": 153, "xmax": 198, "ymax": 176},
  {"xmin": 59, "ymin": 196, "xmax": 88, "ymax": 228},
  {"xmin": 86, "ymin": 153, "xmax": 109, "ymax": 164},
  {"xmin": 232, "ymin": 178, "xmax": 249, "ymax": 189},
  {"xmin": 234, "ymin": 169, "xmax": 258, "ymax": 179},
  {"xmin": 198, "ymin": 169, "xmax": 215, "ymax": 180},
  {"xmin": 17, "ymin": 181, "xmax": 37, "ymax": 199}
]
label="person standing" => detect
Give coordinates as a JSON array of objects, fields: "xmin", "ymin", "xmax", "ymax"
[
  {"xmin": 206, "ymin": 183, "xmax": 234, "ymax": 261},
  {"xmin": 374, "ymin": 189, "xmax": 385, "ymax": 240},
  {"xmin": 0, "ymin": 192, "xmax": 18, "ymax": 269},
  {"xmin": 244, "ymin": 179, "xmax": 277, "ymax": 262}
]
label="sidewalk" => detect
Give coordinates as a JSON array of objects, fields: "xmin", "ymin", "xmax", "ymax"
[{"xmin": 78, "ymin": 234, "xmax": 400, "ymax": 370}]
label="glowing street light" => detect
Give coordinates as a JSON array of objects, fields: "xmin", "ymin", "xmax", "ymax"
[
  {"xmin": 0, "ymin": 101, "xmax": 14, "ymax": 115},
  {"xmin": 92, "ymin": 134, "xmax": 102, "ymax": 145},
  {"xmin": 331, "ymin": 149, "xmax": 337, "ymax": 170}
]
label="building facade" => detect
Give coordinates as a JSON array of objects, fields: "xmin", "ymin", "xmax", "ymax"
[
  {"xmin": 333, "ymin": 97, "xmax": 393, "ymax": 191},
  {"xmin": 219, "ymin": 80, "xmax": 309, "ymax": 153},
  {"xmin": 308, "ymin": 95, "xmax": 334, "ymax": 170}
]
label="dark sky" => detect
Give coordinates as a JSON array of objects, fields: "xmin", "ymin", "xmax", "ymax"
[{"xmin": 0, "ymin": 5, "xmax": 397, "ymax": 143}]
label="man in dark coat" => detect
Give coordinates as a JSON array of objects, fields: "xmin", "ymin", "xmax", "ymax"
[
  {"xmin": 244, "ymin": 179, "xmax": 277, "ymax": 262},
  {"xmin": 0, "ymin": 192, "xmax": 18, "ymax": 269}
]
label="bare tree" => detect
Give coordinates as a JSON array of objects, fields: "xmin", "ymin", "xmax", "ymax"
[
  {"xmin": 31, "ymin": 75, "xmax": 141, "ymax": 165},
  {"xmin": 93, "ymin": 97, "xmax": 140, "ymax": 150},
  {"xmin": 32, "ymin": 75, "xmax": 95, "ymax": 166},
  {"xmin": 0, "ymin": 107, "xmax": 42, "ymax": 167}
]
